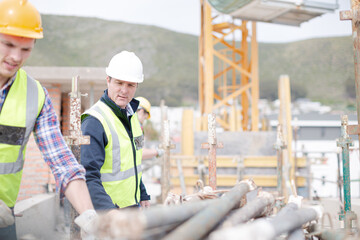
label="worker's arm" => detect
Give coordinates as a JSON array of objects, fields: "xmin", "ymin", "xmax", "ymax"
[
  {"xmin": 64, "ymin": 179, "xmax": 94, "ymax": 214},
  {"xmin": 142, "ymin": 148, "xmax": 158, "ymax": 160},
  {"xmin": 81, "ymin": 116, "xmax": 118, "ymax": 210},
  {"xmin": 142, "ymin": 147, "xmax": 164, "ymax": 160},
  {"xmin": 33, "ymin": 88, "xmax": 92, "ymax": 203}
]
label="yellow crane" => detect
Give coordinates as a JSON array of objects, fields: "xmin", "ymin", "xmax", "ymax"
[{"xmin": 197, "ymin": 0, "xmax": 339, "ymax": 132}]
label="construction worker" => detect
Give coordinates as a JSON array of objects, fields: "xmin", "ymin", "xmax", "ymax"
[
  {"xmin": 81, "ymin": 51, "xmax": 151, "ymax": 210},
  {"xmin": 135, "ymin": 96, "xmax": 164, "ymax": 160},
  {"xmin": 0, "ymin": 0, "xmax": 97, "ymax": 239}
]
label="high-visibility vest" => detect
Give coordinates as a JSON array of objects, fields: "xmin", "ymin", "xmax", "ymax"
[
  {"xmin": 0, "ymin": 69, "xmax": 45, "ymax": 207},
  {"xmin": 82, "ymin": 100, "xmax": 143, "ymax": 208}
]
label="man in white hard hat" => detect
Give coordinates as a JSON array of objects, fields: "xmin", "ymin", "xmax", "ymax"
[
  {"xmin": 135, "ymin": 96, "xmax": 164, "ymax": 160},
  {"xmin": 0, "ymin": 0, "xmax": 97, "ymax": 239},
  {"xmin": 81, "ymin": 51, "xmax": 151, "ymax": 210}
]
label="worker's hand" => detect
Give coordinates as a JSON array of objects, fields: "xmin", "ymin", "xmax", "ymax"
[
  {"xmin": 156, "ymin": 148, "xmax": 164, "ymax": 158},
  {"xmin": 140, "ymin": 200, "xmax": 150, "ymax": 209},
  {"xmin": 0, "ymin": 199, "xmax": 14, "ymax": 228},
  {"xmin": 74, "ymin": 209, "xmax": 98, "ymax": 240}
]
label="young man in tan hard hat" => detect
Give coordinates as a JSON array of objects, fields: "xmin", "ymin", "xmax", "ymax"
[
  {"xmin": 0, "ymin": 0, "xmax": 97, "ymax": 239},
  {"xmin": 81, "ymin": 51, "xmax": 151, "ymax": 210},
  {"xmin": 135, "ymin": 96, "xmax": 164, "ymax": 160}
]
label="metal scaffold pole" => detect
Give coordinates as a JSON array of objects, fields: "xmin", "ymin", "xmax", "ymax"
[
  {"xmin": 340, "ymin": 1, "xmax": 360, "ymax": 231},
  {"xmin": 160, "ymin": 100, "xmax": 175, "ymax": 203},
  {"xmin": 201, "ymin": 113, "xmax": 223, "ymax": 190},
  {"xmin": 64, "ymin": 76, "xmax": 90, "ymax": 240},
  {"xmin": 336, "ymin": 115, "xmax": 357, "ymax": 230},
  {"xmin": 274, "ymin": 124, "xmax": 286, "ymax": 197}
]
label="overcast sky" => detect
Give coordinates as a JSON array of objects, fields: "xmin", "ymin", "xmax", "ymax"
[{"xmin": 30, "ymin": 0, "xmax": 352, "ymax": 43}]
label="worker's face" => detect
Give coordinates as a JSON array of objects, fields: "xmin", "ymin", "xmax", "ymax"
[
  {"xmin": 137, "ymin": 108, "xmax": 149, "ymax": 125},
  {"xmin": 107, "ymin": 77, "xmax": 138, "ymax": 108},
  {"xmin": 0, "ymin": 33, "xmax": 35, "ymax": 87}
]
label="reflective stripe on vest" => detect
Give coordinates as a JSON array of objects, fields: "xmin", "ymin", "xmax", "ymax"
[
  {"xmin": 0, "ymin": 69, "xmax": 45, "ymax": 207},
  {"xmin": 82, "ymin": 100, "xmax": 143, "ymax": 208},
  {"xmin": 91, "ymin": 103, "xmax": 143, "ymax": 182}
]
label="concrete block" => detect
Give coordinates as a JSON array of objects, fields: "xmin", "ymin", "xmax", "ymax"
[{"xmin": 14, "ymin": 193, "xmax": 60, "ymax": 240}]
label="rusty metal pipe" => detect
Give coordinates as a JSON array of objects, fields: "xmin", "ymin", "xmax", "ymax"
[
  {"xmin": 219, "ymin": 191, "xmax": 275, "ymax": 228},
  {"xmin": 64, "ymin": 76, "xmax": 90, "ymax": 240},
  {"xmin": 163, "ymin": 182, "xmax": 251, "ymax": 240},
  {"xmin": 287, "ymin": 228, "xmax": 305, "ymax": 240},
  {"xmin": 208, "ymin": 113, "xmax": 217, "ymax": 189},
  {"xmin": 270, "ymin": 207, "xmax": 317, "ymax": 237},
  {"xmin": 95, "ymin": 199, "xmax": 219, "ymax": 239},
  {"xmin": 210, "ymin": 203, "xmax": 318, "ymax": 240}
]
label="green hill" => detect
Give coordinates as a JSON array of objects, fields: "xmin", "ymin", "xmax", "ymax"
[{"xmin": 26, "ymin": 14, "xmax": 354, "ymax": 108}]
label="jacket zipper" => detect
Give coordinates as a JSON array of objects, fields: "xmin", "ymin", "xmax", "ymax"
[{"xmin": 130, "ymin": 136, "xmax": 139, "ymax": 204}]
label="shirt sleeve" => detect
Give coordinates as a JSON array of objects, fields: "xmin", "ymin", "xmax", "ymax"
[
  {"xmin": 33, "ymin": 87, "xmax": 85, "ymax": 197},
  {"xmin": 81, "ymin": 115, "xmax": 117, "ymax": 210},
  {"xmin": 140, "ymin": 177, "xmax": 151, "ymax": 201}
]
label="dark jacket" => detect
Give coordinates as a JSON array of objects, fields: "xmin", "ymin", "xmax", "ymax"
[{"xmin": 81, "ymin": 90, "xmax": 150, "ymax": 210}]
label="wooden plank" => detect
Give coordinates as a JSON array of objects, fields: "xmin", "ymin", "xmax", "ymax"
[
  {"xmin": 171, "ymin": 175, "xmax": 306, "ymax": 187},
  {"xmin": 170, "ymin": 156, "xmax": 306, "ymax": 168}
]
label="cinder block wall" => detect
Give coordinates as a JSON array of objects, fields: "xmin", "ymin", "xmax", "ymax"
[{"xmin": 17, "ymin": 84, "xmax": 63, "ymax": 201}]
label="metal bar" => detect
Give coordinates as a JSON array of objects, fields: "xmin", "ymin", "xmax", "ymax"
[
  {"xmin": 176, "ymin": 158, "xmax": 187, "ymax": 195},
  {"xmin": 64, "ymin": 76, "xmax": 90, "ymax": 240},
  {"xmin": 210, "ymin": 203, "xmax": 318, "ymax": 240},
  {"xmin": 208, "ymin": 113, "xmax": 217, "ymax": 190},
  {"xmin": 274, "ymin": 124, "xmax": 286, "ymax": 196},
  {"xmin": 95, "ymin": 199, "xmax": 219, "ymax": 239},
  {"xmin": 161, "ymin": 119, "xmax": 171, "ymax": 202},
  {"xmin": 272, "ymin": 208, "xmax": 317, "ymax": 236},
  {"xmin": 163, "ymin": 182, "xmax": 251, "ymax": 240},
  {"xmin": 218, "ymin": 191, "xmax": 274, "ymax": 229},
  {"xmin": 337, "ymin": 152, "xmax": 343, "ymax": 207},
  {"xmin": 342, "ymin": 135, "xmax": 351, "ymax": 213},
  {"xmin": 336, "ymin": 115, "xmax": 356, "ymax": 229},
  {"xmin": 287, "ymin": 228, "xmax": 305, "ymax": 240}
]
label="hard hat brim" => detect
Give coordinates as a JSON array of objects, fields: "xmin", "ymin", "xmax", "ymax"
[
  {"xmin": 0, "ymin": 27, "xmax": 43, "ymax": 39},
  {"xmin": 106, "ymin": 68, "xmax": 144, "ymax": 83}
]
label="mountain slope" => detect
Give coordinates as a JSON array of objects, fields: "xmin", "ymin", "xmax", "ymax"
[{"xmin": 26, "ymin": 14, "xmax": 354, "ymax": 108}]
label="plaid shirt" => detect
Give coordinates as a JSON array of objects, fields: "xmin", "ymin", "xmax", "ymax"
[{"xmin": 0, "ymin": 73, "xmax": 85, "ymax": 196}]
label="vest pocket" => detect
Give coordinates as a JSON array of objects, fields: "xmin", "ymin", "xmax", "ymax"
[{"xmin": 0, "ymin": 125, "xmax": 26, "ymax": 145}]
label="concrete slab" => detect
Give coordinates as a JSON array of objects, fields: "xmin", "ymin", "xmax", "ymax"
[{"xmin": 14, "ymin": 194, "xmax": 66, "ymax": 240}]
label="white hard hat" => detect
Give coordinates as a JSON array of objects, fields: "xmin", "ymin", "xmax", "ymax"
[{"xmin": 106, "ymin": 51, "xmax": 144, "ymax": 83}]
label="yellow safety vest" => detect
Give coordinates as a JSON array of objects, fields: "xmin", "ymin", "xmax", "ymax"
[
  {"xmin": 0, "ymin": 69, "xmax": 45, "ymax": 207},
  {"xmin": 82, "ymin": 100, "xmax": 143, "ymax": 208}
]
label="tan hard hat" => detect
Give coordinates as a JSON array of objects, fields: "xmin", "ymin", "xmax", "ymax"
[
  {"xmin": 135, "ymin": 96, "xmax": 151, "ymax": 119},
  {"xmin": 0, "ymin": 0, "xmax": 43, "ymax": 39}
]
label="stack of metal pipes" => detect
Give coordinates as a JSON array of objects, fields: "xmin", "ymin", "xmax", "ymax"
[{"xmin": 90, "ymin": 180, "xmax": 329, "ymax": 240}]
